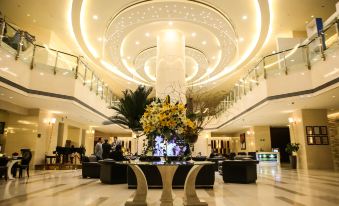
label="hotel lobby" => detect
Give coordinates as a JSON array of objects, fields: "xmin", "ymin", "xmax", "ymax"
[{"xmin": 0, "ymin": 0, "xmax": 339, "ymax": 205}]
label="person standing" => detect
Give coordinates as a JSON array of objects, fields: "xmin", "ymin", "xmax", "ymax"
[
  {"xmin": 95, "ymin": 137, "xmax": 103, "ymax": 160},
  {"xmin": 102, "ymin": 139, "xmax": 111, "ymax": 159},
  {"xmin": 111, "ymin": 136, "xmax": 120, "ymax": 151}
]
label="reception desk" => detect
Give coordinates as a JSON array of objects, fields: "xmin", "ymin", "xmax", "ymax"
[{"xmin": 256, "ymin": 152, "xmax": 280, "ymax": 164}]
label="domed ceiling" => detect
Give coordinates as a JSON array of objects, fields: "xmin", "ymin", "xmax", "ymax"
[{"xmin": 69, "ymin": 0, "xmax": 271, "ymax": 87}]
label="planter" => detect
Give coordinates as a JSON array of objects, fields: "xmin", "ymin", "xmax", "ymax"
[{"xmin": 289, "ymin": 155, "xmax": 297, "ymax": 169}]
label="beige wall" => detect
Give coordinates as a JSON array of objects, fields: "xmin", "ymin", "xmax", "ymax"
[
  {"xmin": 253, "ymin": 126, "xmax": 272, "ymax": 152},
  {"xmin": 67, "ymin": 126, "xmax": 81, "ymax": 147},
  {"xmin": 290, "ymin": 109, "xmax": 334, "ymax": 170}
]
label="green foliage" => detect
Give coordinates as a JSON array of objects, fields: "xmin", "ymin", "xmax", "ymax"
[
  {"xmin": 107, "ymin": 85, "xmax": 153, "ymax": 132},
  {"xmin": 285, "ymin": 143, "xmax": 300, "ymax": 155}
]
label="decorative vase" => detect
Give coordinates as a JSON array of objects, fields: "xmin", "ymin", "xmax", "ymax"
[{"xmin": 289, "ymin": 155, "xmax": 297, "ymax": 169}]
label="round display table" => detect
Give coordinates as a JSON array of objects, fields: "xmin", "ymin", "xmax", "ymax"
[{"xmin": 118, "ymin": 161, "xmax": 213, "ymax": 206}]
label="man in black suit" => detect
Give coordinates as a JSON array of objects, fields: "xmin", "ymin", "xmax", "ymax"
[{"xmin": 102, "ymin": 139, "xmax": 111, "ymax": 159}]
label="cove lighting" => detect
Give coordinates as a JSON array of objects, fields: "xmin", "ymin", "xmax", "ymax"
[
  {"xmin": 80, "ymin": 0, "xmax": 99, "ymax": 58},
  {"xmin": 100, "ymin": 60, "xmax": 150, "ymax": 86}
]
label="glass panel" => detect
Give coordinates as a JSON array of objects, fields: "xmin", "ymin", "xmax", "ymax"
[
  {"xmin": 77, "ymin": 61, "xmax": 86, "ymax": 82},
  {"xmin": 264, "ymin": 53, "xmax": 281, "ymax": 77},
  {"xmin": 308, "ymin": 37, "xmax": 322, "ymax": 64},
  {"xmin": 34, "ymin": 45, "xmax": 58, "ymax": 74},
  {"xmin": 18, "ymin": 41, "xmax": 34, "ymax": 65},
  {"xmin": 323, "ymin": 23, "xmax": 337, "ymax": 50},
  {"xmin": 1, "ymin": 23, "xmax": 18, "ymax": 55},
  {"xmin": 285, "ymin": 47, "xmax": 307, "ymax": 74},
  {"xmin": 56, "ymin": 52, "xmax": 77, "ymax": 73}
]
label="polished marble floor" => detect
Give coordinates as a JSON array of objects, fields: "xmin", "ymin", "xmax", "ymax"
[{"xmin": 0, "ymin": 164, "xmax": 338, "ymax": 206}]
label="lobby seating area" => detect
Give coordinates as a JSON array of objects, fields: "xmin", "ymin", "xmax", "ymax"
[{"xmin": 1, "ymin": 0, "xmax": 339, "ymax": 205}]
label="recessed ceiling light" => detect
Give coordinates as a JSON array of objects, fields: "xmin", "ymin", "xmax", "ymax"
[
  {"xmin": 127, "ymin": 56, "xmax": 131, "ymax": 60},
  {"xmin": 202, "ymin": 41, "xmax": 207, "ymax": 45},
  {"xmin": 40, "ymin": 72, "xmax": 44, "ymax": 76},
  {"xmin": 301, "ymin": 72, "xmax": 305, "ymax": 75},
  {"xmin": 168, "ymin": 21, "xmax": 173, "ymax": 26},
  {"xmin": 92, "ymin": 15, "xmax": 99, "ymax": 20},
  {"xmin": 272, "ymin": 51, "xmax": 276, "ymax": 54},
  {"xmin": 135, "ymin": 41, "xmax": 140, "ymax": 45},
  {"xmin": 242, "ymin": 15, "xmax": 248, "ymax": 20},
  {"xmin": 290, "ymin": 59, "xmax": 295, "ymax": 62},
  {"xmin": 26, "ymin": 14, "xmax": 30, "ymax": 17},
  {"xmin": 33, "ymin": 19, "xmax": 36, "ymax": 23},
  {"xmin": 305, "ymin": 21, "xmax": 309, "ymax": 24},
  {"xmin": 145, "ymin": 32, "xmax": 150, "ymax": 37},
  {"xmin": 332, "ymin": 95, "xmax": 336, "ymax": 98},
  {"xmin": 311, "ymin": 15, "xmax": 314, "ymax": 18},
  {"xmin": 191, "ymin": 32, "xmax": 196, "ymax": 37},
  {"xmin": 239, "ymin": 37, "xmax": 244, "ymax": 42},
  {"xmin": 9, "ymin": 96, "xmax": 13, "ymax": 99},
  {"xmin": 97, "ymin": 37, "xmax": 102, "ymax": 42},
  {"xmin": 211, "ymin": 56, "xmax": 216, "ymax": 59}
]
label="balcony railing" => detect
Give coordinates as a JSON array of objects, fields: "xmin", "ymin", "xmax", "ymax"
[
  {"xmin": 216, "ymin": 15, "xmax": 339, "ymax": 114},
  {"xmin": 0, "ymin": 18, "xmax": 120, "ymax": 107}
]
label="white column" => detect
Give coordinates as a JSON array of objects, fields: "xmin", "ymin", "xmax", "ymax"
[{"xmin": 156, "ymin": 30, "xmax": 186, "ymax": 103}]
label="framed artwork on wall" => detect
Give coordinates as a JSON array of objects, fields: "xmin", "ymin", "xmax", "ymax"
[
  {"xmin": 306, "ymin": 126, "xmax": 313, "ymax": 135},
  {"xmin": 305, "ymin": 126, "xmax": 329, "ymax": 145},
  {"xmin": 240, "ymin": 133, "xmax": 246, "ymax": 150},
  {"xmin": 320, "ymin": 126, "xmax": 327, "ymax": 135}
]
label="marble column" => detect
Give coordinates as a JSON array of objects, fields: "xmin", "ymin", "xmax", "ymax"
[{"xmin": 156, "ymin": 30, "xmax": 186, "ymax": 103}]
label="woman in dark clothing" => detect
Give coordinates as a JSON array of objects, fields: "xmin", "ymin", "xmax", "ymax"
[{"xmin": 111, "ymin": 144, "xmax": 125, "ymax": 161}]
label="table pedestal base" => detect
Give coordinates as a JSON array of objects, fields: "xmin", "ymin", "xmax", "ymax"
[
  {"xmin": 184, "ymin": 165, "xmax": 208, "ymax": 206},
  {"xmin": 7, "ymin": 159, "xmax": 20, "ymax": 180},
  {"xmin": 125, "ymin": 165, "xmax": 148, "ymax": 206},
  {"xmin": 157, "ymin": 165, "xmax": 178, "ymax": 206}
]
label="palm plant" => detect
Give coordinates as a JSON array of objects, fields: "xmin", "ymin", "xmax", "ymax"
[{"xmin": 105, "ymin": 86, "xmax": 153, "ymax": 133}]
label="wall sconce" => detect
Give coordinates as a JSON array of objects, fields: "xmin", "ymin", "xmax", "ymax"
[
  {"xmin": 44, "ymin": 117, "xmax": 57, "ymax": 125},
  {"xmin": 288, "ymin": 117, "xmax": 295, "ymax": 124}
]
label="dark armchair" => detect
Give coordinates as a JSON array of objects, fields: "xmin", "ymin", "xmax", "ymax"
[
  {"xmin": 82, "ymin": 155, "xmax": 100, "ymax": 178},
  {"xmin": 18, "ymin": 149, "xmax": 32, "ymax": 178},
  {"xmin": 0, "ymin": 156, "xmax": 9, "ymax": 181},
  {"xmin": 99, "ymin": 159, "xmax": 127, "ymax": 184}
]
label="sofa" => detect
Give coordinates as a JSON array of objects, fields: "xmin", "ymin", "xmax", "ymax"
[
  {"xmin": 82, "ymin": 155, "xmax": 100, "ymax": 178},
  {"xmin": 127, "ymin": 163, "xmax": 215, "ymax": 189},
  {"xmin": 99, "ymin": 159, "xmax": 127, "ymax": 184},
  {"xmin": 222, "ymin": 160, "xmax": 259, "ymax": 183}
]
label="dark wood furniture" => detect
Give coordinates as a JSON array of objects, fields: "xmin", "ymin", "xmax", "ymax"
[{"xmin": 222, "ymin": 160, "xmax": 259, "ymax": 183}]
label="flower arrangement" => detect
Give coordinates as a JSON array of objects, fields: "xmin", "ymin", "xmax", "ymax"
[{"xmin": 140, "ymin": 96, "xmax": 196, "ymax": 139}]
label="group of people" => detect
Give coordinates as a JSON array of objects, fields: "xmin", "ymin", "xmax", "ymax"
[{"xmin": 94, "ymin": 137, "xmax": 125, "ymax": 161}]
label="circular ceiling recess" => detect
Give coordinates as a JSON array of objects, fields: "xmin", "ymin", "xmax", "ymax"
[{"xmin": 103, "ymin": 0, "xmax": 238, "ymax": 85}]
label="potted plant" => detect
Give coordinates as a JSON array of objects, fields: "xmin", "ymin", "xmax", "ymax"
[{"xmin": 285, "ymin": 143, "xmax": 300, "ymax": 169}]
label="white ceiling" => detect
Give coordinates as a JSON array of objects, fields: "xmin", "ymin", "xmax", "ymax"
[{"xmin": 0, "ymin": 86, "xmax": 130, "ymax": 134}]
